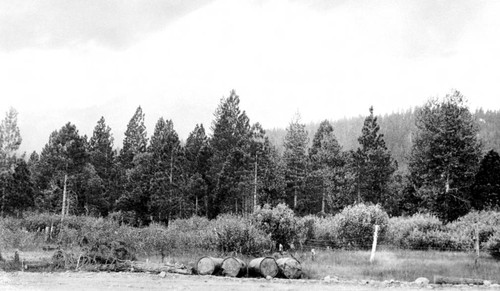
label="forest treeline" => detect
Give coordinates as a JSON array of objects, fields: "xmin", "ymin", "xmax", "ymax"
[
  {"xmin": 267, "ymin": 107, "xmax": 500, "ymax": 171},
  {"xmin": 0, "ymin": 90, "xmax": 499, "ymax": 224}
]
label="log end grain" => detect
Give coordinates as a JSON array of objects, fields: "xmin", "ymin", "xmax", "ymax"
[
  {"xmin": 196, "ymin": 257, "xmax": 223, "ymax": 275},
  {"xmin": 249, "ymin": 257, "xmax": 279, "ymax": 278},
  {"xmin": 221, "ymin": 257, "xmax": 246, "ymax": 277},
  {"xmin": 276, "ymin": 257, "xmax": 302, "ymax": 279}
]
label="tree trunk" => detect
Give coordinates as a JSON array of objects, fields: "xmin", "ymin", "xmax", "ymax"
[
  {"xmin": 248, "ymin": 257, "xmax": 279, "ymax": 278},
  {"xmin": 221, "ymin": 257, "xmax": 247, "ymax": 277},
  {"xmin": 276, "ymin": 257, "xmax": 302, "ymax": 279},
  {"xmin": 293, "ymin": 187, "xmax": 297, "ymax": 210},
  {"xmin": 196, "ymin": 257, "xmax": 223, "ymax": 275},
  {"xmin": 1, "ymin": 184, "xmax": 5, "ymax": 218},
  {"xmin": 61, "ymin": 174, "xmax": 68, "ymax": 221},
  {"xmin": 195, "ymin": 195, "xmax": 198, "ymax": 216},
  {"xmin": 254, "ymin": 158, "xmax": 258, "ymax": 212}
]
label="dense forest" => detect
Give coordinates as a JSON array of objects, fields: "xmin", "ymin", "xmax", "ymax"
[{"xmin": 1, "ymin": 90, "xmax": 500, "ymax": 224}]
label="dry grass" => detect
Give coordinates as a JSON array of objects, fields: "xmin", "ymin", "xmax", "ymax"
[{"xmin": 300, "ymin": 248, "xmax": 500, "ymax": 282}]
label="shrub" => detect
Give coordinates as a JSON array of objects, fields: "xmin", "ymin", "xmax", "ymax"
[
  {"xmin": 446, "ymin": 210, "xmax": 500, "ymax": 249},
  {"xmin": 312, "ymin": 215, "xmax": 341, "ymax": 248},
  {"xmin": 404, "ymin": 229, "xmax": 470, "ymax": 251},
  {"xmin": 214, "ymin": 214, "xmax": 271, "ymax": 255},
  {"xmin": 485, "ymin": 231, "xmax": 500, "ymax": 260},
  {"xmin": 387, "ymin": 213, "xmax": 443, "ymax": 248},
  {"xmin": 251, "ymin": 203, "xmax": 297, "ymax": 249},
  {"xmin": 169, "ymin": 216, "xmax": 217, "ymax": 251},
  {"xmin": 335, "ymin": 203, "xmax": 389, "ymax": 249}
]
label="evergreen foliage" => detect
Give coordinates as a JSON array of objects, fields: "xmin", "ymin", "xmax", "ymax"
[
  {"xmin": 283, "ymin": 113, "xmax": 308, "ymax": 212},
  {"xmin": 409, "ymin": 91, "xmax": 482, "ymax": 221},
  {"xmin": 208, "ymin": 90, "xmax": 253, "ymax": 217},
  {"xmin": 471, "ymin": 150, "xmax": 500, "ymax": 210},
  {"xmin": 307, "ymin": 120, "xmax": 345, "ymax": 214},
  {"xmin": 120, "ymin": 106, "xmax": 148, "ymax": 169},
  {"xmin": 352, "ymin": 107, "xmax": 396, "ymax": 204}
]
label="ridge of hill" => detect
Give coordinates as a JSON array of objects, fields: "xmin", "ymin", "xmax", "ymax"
[{"xmin": 266, "ymin": 109, "xmax": 500, "ymax": 171}]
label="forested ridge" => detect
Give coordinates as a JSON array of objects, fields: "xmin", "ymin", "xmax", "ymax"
[
  {"xmin": 267, "ymin": 108, "xmax": 500, "ymax": 171},
  {"xmin": 1, "ymin": 90, "xmax": 500, "ymax": 224}
]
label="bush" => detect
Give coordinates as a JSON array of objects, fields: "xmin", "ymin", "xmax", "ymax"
[
  {"xmin": 169, "ymin": 216, "xmax": 217, "ymax": 251},
  {"xmin": 387, "ymin": 213, "xmax": 443, "ymax": 248},
  {"xmin": 251, "ymin": 203, "xmax": 298, "ymax": 249},
  {"xmin": 446, "ymin": 210, "xmax": 500, "ymax": 249},
  {"xmin": 335, "ymin": 203, "xmax": 389, "ymax": 249},
  {"xmin": 214, "ymin": 214, "xmax": 271, "ymax": 255},
  {"xmin": 485, "ymin": 231, "xmax": 500, "ymax": 260},
  {"xmin": 404, "ymin": 229, "xmax": 470, "ymax": 251},
  {"xmin": 312, "ymin": 215, "xmax": 341, "ymax": 248}
]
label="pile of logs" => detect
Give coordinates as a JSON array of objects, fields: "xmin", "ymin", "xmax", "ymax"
[{"xmin": 195, "ymin": 256, "xmax": 302, "ymax": 279}]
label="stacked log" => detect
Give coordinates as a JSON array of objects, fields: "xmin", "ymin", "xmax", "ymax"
[
  {"xmin": 276, "ymin": 257, "xmax": 302, "ymax": 279},
  {"xmin": 221, "ymin": 257, "xmax": 247, "ymax": 277},
  {"xmin": 248, "ymin": 257, "xmax": 279, "ymax": 278},
  {"xmin": 196, "ymin": 257, "xmax": 223, "ymax": 275}
]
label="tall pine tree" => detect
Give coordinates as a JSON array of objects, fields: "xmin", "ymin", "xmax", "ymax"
[
  {"xmin": 120, "ymin": 106, "xmax": 148, "ymax": 169},
  {"xmin": 283, "ymin": 113, "xmax": 308, "ymax": 212},
  {"xmin": 308, "ymin": 120, "xmax": 345, "ymax": 214},
  {"xmin": 88, "ymin": 117, "xmax": 116, "ymax": 215},
  {"xmin": 0, "ymin": 108, "xmax": 22, "ymax": 217},
  {"xmin": 409, "ymin": 91, "xmax": 482, "ymax": 221},
  {"xmin": 148, "ymin": 118, "xmax": 183, "ymax": 222},
  {"xmin": 209, "ymin": 90, "xmax": 253, "ymax": 216},
  {"xmin": 352, "ymin": 107, "xmax": 396, "ymax": 204}
]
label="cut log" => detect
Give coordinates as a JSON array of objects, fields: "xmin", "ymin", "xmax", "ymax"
[
  {"xmin": 196, "ymin": 257, "xmax": 223, "ymax": 275},
  {"xmin": 276, "ymin": 257, "xmax": 302, "ymax": 279},
  {"xmin": 434, "ymin": 275, "xmax": 484, "ymax": 285},
  {"xmin": 221, "ymin": 257, "xmax": 247, "ymax": 277},
  {"xmin": 248, "ymin": 257, "xmax": 279, "ymax": 278}
]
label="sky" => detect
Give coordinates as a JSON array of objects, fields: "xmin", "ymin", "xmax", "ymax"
[{"xmin": 1, "ymin": 0, "xmax": 499, "ymax": 154}]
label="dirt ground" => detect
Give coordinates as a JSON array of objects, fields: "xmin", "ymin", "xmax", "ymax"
[{"xmin": 0, "ymin": 271, "xmax": 494, "ymax": 291}]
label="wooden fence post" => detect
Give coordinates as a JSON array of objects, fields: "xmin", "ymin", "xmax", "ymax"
[{"xmin": 370, "ymin": 225, "xmax": 379, "ymax": 263}]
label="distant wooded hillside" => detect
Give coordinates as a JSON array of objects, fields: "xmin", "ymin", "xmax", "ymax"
[{"xmin": 266, "ymin": 109, "xmax": 500, "ymax": 171}]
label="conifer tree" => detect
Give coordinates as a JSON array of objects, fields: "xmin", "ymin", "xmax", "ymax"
[
  {"xmin": 308, "ymin": 120, "xmax": 345, "ymax": 214},
  {"xmin": 0, "ymin": 108, "xmax": 22, "ymax": 217},
  {"xmin": 209, "ymin": 90, "xmax": 252, "ymax": 216},
  {"xmin": 283, "ymin": 113, "xmax": 308, "ymax": 211},
  {"xmin": 409, "ymin": 91, "xmax": 482, "ymax": 221},
  {"xmin": 352, "ymin": 107, "xmax": 396, "ymax": 204},
  {"xmin": 88, "ymin": 117, "xmax": 116, "ymax": 214},
  {"xmin": 120, "ymin": 106, "xmax": 148, "ymax": 169},
  {"xmin": 471, "ymin": 150, "xmax": 500, "ymax": 210},
  {"xmin": 184, "ymin": 124, "xmax": 211, "ymax": 216},
  {"xmin": 34, "ymin": 123, "xmax": 91, "ymax": 214},
  {"xmin": 148, "ymin": 118, "xmax": 182, "ymax": 222}
]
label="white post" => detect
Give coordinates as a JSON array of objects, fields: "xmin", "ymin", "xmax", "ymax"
[{"xmin": 370, "ymin": 225, "xmax": 379, "ymax": 263}]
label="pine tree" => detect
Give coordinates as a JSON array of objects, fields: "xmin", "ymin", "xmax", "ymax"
[
  {"xmin": 209, "ymin": 90, "xmax": 253, "ymax": 216},
  {"xmin": 308, "ymin": 120, "xmax": 345, "ymax": 214},
  {"xmin": 409, "ymin": 91, "xmax": 482, "ymax": 221},
  {"xmin": 0, "ymin": 108, "xmax": 22, "ymax": 217},
  {"xmin": 471, "ymin": 150, "xmax": 500, "ymax": 210},
  {"xmin": 34, "ymin": 123, "xmax": 90, "ymax": 214},
  {"xmin": 283, "ymin": 113, "xmax": 308, "ymax": 211},
  {"xmin": 148, "ymin": 118, "xmax": 183, "ymax": 222},
  {"xmin": 120, "ymin": 106, "xmax": 148, "ymax": 169},
  {"xmin": 88, "ymin": 117, "xmax": 116, "ymax": 214},
  {"xmin": 184, "ymin": 124, "xmax": 211, "ymax": 216},
  {"xmin": 352, "ymin": 107, "xmax": 396, "ymax": 204}
]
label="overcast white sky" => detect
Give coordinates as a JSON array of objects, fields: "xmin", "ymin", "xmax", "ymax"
[{"xmin": 1, "ymin": 0, "xmax": 499, "ymax": 154}]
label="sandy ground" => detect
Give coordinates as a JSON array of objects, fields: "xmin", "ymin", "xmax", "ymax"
[{"xmin": 0, "ymin": 271, "xmax": 495, "ymax": 291}]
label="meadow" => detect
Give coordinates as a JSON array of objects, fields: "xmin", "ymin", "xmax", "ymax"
[{"xmin": 1, "ymin": 203, "xmax": 500, "ymax": 283}]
